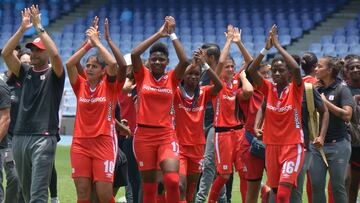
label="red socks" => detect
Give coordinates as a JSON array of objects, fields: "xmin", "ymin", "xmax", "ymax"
[
  {"xmin": 208, "ymin": 176, "xmax": 228, "ymax": 203},
  {"xmin": 143, "ymin": 182, "xmax": 158, "ymax": 203},
  {"xmin": 77, "ymin": 201, "xmax": 90, "ymax": 203},
  {"xmin": 276, "ymin": 184, "xmax": 292, "ymax": 203},
  {"xmin": 328, "ymin": 182, "xmax": 334, "ymax": 203},
  {"xmin": 157, "ymin": 194, "xmax": 166, "ymax": 203},
  {"xmin": 239, "ymin": 171, "xmax": 248, "ymax": 203},
  {"xmin": 186, "ymin": 181, "xmax": 197, "ymax": 202},
  {"xmin": 163, "ymin": 172, "xmax": 180, "ymax": 203},
  {"xmin": 108, "ymin": 197, "xmax": 115, "ymax": 203}
]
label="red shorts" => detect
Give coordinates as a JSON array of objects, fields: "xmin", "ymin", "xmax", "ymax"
[
  {"xmin": 71, "ymin": 135, "xmax": 117, "ymax": 182},
  {"xmin": 240, "ymin": 130, "xmax": 266, "ymax": 180},
  {"xmin": 214, "ymin": 129, "xmax": 244, "ymax": 174},
  {"xmin": 133, "ymin": 127, "xmax": 179, "ymax": 171},
  {"xmin": 265, "ymin": 144, "xmax": 304, "ymax": 188},
  {"xmin": 179, "ymin": 144, "xmax": 204, "ymax": 176}
]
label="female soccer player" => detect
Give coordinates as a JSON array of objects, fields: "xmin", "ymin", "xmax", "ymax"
[
  {"xmin": 174, "ymin": 49, "xmax": 223, "ymax": 203},
  {"xmin": 66, "ymin": 22, "xmax": 125, "ymax": 203},
  {"xmin": 208, "ymin": 25, "xmax": 254, "ymax": 202},
  {"xmin": 248, "ymin": 25, "xmax": 304, "ymax": 203},
  {"xmin": 130, "ymin": 16, "xmax": 187, "ymax": 203}
]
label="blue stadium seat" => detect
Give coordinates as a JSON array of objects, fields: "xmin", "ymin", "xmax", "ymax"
[
  {"xmin": 347, "ymin": 36, "xmax": 359, "ymax": 45},
  {"xmin": 279, "ymin": 35, "xmax": 291, "ymax": 46},
  {"xmin": 309, "ymin": 43, "xmax": 322, "ymax": 53},
  {"xmin": 290, "ymin": 27, "xmax": 303, "ymax": 39},
  {"xmin": 322, "ymin": 43, "xmax": 336, "ymax": 52},
  {"xmin": 321, "ymin": 35, "xmax": 333, "ymax": 44},
  {"xmin": 334, "ymin": 36, "xmax": 346, "ymax": 44}
]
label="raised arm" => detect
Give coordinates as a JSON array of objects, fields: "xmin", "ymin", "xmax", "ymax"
[
  {"xmin": 87, "ymin": 26, "xmax": 117, "ymax": 77},
  {"xmin": 104, "ymin": 18, "xmax": 127, "ymax": 82},
  {"xmin": 166, "ymin": 16, "xmax": 188, "ymax": 80},
  {"xmin": 131, "ymin": 20, "xmax": 169, "ymax": 72},
  {"xmin": 271, "ymin": 25, "xmax": 302, "ymax": 86},
  {"xmin": 215, "ymin": 25, "xmax": 235, "ymax": 76},
  {"xmin": 232, "ymin": 27, "xmax": 252, "ymax": 66},
  {"xmin": 30, "ymin": 5, "xmax": 63, "ymax": 77},
  {"xmin": 65, "ymin": 39, "xmax": 92, "ymax": 85},
  {"xmin": 1, "ymin": 8, "xmax": 33, "ymax": 76},
  {"xmin": 238, "ymin": 71, "xmax": 254, "ymax": 101},
  {"xmin": 194, "ymin": 49, "xmax": 223, "ymax": 95},
  {"xmin": 247, "ymin": 27, "xmax": 273, "ymax": 86}
]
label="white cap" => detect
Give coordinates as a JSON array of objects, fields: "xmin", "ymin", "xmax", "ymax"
[{"xmin": 124, "ymin": 53, "xmax": 132, "ymax": 66}]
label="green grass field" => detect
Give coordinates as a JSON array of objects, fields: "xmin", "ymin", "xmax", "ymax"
[{"xmin": 54, "ymin": 146, "xmax": 338, "ymax": 202}]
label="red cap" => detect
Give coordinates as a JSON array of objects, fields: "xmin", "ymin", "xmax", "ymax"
[{"xmin": 25, "ymin": 37, "xmax": 46, "ymax": 50}]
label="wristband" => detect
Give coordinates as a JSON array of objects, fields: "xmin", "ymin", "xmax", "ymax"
[
  {"xmin": 260, "ymin": 48, "xmax": 268, "ymax": 56},
  {"xmin": 203, "ymin": 63, "xmax": 210, "ymax": 71},
  {"xmin": 169, "ymin": 33, "xmax": 178, "ymax": 41},
  {"xmin": 83, "ymin": 43, "xmax": 93, "ymax": 52}
]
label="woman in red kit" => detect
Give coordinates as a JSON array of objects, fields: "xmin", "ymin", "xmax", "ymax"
[
  {"xmin": 174, "ymin": 49, "xmax": 223, "ymax": 203},
  {"xmin": 248, "ymin": 25, "xmax": 304, "ymax": 203},
  {"xmin": 208, "ymin": 25, "xmax": 254, "ymax": 202},
  {"xmin": 130, "ymin": 16, "xmax": 188, "ymax": 203},
  {"xmin": 66, "ymin": 22, "xmax": 125, "ymax": 203}
]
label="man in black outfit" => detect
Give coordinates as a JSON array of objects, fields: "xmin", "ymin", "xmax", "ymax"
[{"xmin": 1, "ymin": 6, "xmax": 64, "ymax": 202}]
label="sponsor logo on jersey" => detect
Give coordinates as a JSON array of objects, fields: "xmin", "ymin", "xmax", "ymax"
[
  {"xmin": 143, "ymin": 84, "xmax": 172, "ymax": 94},
  {"xmin": 267, "ymin": 104, "xmax": 293, "ymax": 113},
  {"xmin": 178, "ymin": 103, "xmax": 204, "ymax": 112},
  {"xmin": 79, "ymin": 97, "xmax": 106, "ymax": 103},
  {"xmin": 222, "ymin": 95, "xmax": 236, "ymax": 101}
]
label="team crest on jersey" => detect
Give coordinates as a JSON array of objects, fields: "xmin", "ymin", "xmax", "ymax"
[
  {"xmin": 40, "ymin": 74, "xmax": 46, "ymax": 80},
  {"xmin": 329, "ymin": 95, "xmax": 334, "ymax": 101},
  {"xmin": 223, "ymin": 165, "xmax": 228, "ymax": 170},
  {"xmin": 233, "ymin": 80, "xmax": 238, "ymax": 85}
]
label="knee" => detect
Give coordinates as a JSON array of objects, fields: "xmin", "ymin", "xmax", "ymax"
[
  {"xmin": 97, "ymin": 190, "xmax": 113, "ymax": 203},
  {"xmin": 76, "ymin": 185, "xmax": 91, "ymax": 200}
]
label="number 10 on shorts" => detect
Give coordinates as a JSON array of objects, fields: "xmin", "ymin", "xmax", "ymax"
[{"xmin": 104, "ymin": 160, "xmax": 115, "ymax": 174}]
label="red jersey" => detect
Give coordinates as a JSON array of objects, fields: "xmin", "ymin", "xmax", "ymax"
[
  {"xmin": 239, "ymin": 89, "xmax": 264, "ymax": 135},
  {"xmin": 303, "ymin": 76, "xmax": 317, "ymax": 85},
  {"xmin": 213, "ymin": 79, "xmax": 242, "ymax": 127},
  {"xmin": 174, "ymin": 85, "xmax": 213, "ymax": 145},
  {"xmin": 258, "ymin": 79, "xmax": 304, "ymax": 145},
  {"xmin": 134, "ymin": 64, "xmax": 179, "ymax": 128},
  {"xmin": 72, "ymin": 75, "xmax": 123, "ymax": 138},
  {"xmin": 118, "ymin": 91, "xmax": 137, "ymax": 134}
]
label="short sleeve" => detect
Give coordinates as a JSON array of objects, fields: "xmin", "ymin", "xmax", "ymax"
[
  {"xmin": 134, "ymin": 64, "xmax": 146, "ymax": 85},
  {"xmin": 202, "ymin": 85, "xmax": 214, "ymax": 103},
  {"xmin": 313, "ymin": 88, "xmax": 325, "ymax": 110},
  {"xmin": 17, "ymin": 64, "xmax": 30, "ymax": 82},
  {"xmin": 257, "ymin": 79, "xmax": 271, "ymax": 96},
  {"xmin": 0, "ymin": 81, "xmax": 11, "ymax": 109},
  {"xmin": 169, "ymin": 69, "xmax": 181, "ymax": 89},
  {"xmin": 340, "ymin": 86, "xmax": 355, "ymax": 108},
  {"xmin": 292, "ymin": 79, "xmax": 305, "ymax": 96},
  {"xmin": 71, "ymin": 74, "xmax": 85, "ymax": 96}
]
